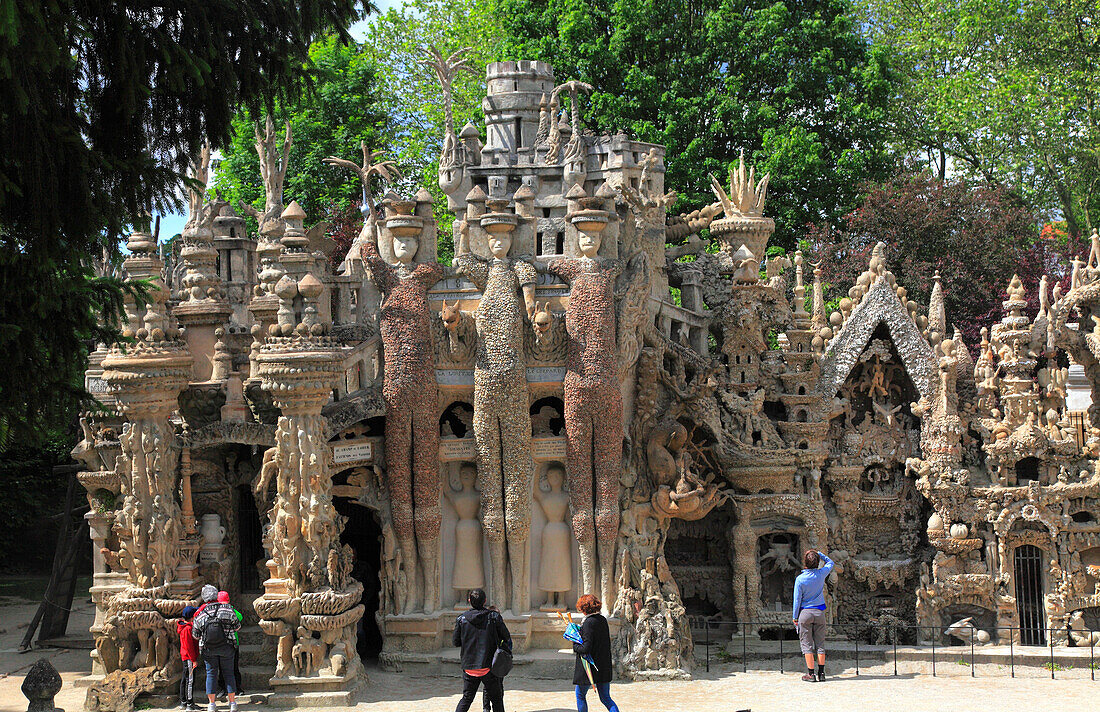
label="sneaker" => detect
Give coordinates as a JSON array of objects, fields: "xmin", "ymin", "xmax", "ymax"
[
  {"xmin": 207, "ymin": 704, "xmax": 217, "ymax": 712},
  {"xmin": 817, "ymin": 671, "xmax": 826, "ymax": 682},
  {"xmin": 801, "ymin": 673, "xmax": 817, "ymax": 682},
  {"xmin": 186, "ymin": 705, "xmax": 200, "ymax": 711},
  {"xmin": 229, "ymin": 704, "xmax": 239, "ymax": 712}
]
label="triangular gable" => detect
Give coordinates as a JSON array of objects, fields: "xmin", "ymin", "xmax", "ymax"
[{"xmin": 816, "ymin": 278, "xmax": 937, "ymax": 400}]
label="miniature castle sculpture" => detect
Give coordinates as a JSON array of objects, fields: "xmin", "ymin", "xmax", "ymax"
[{"xmin": 72, "ymin": 55, "xmax": 1100, "ymax": 705}]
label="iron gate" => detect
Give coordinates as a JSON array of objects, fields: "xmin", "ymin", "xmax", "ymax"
[{"xmin": 1014, "ymin": 544, "xmax": 1045, "ymax": 646}]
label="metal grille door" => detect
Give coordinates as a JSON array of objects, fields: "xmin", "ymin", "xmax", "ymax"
[
  {"xmin": 1014, "ymin": 545, "xmax": 1045, "ymax": 646},
  {"xmin": 237, "ymin": 485, "xmax": 264, "ymax": 592}
]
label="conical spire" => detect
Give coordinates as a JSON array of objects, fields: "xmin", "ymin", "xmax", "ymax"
[{"xmin": 928, "ymin": 271, "xmax": 946, "ymax": 346}]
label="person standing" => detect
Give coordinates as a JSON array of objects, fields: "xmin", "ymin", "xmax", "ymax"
[
  {"xmin": 793, "ymin": 550, "xmax": 835, "ymax": 682},
  {"xmin": 217, "ymin": 591, "xmax": 244, "ymax": 695},
  {"xmin": 453, "ymin": 588, "xmax": 512, "ymax": 712},
  {"xmin": 572, "ymin": 595, "xmax": 618, "ymax": 712},
  {"xmin": 177, "ymin": 606, "xmax": 199, "ymax": 710},
  {"xmin": 192, "ymin": 584, "xmax": 242, "ymax": 712}
]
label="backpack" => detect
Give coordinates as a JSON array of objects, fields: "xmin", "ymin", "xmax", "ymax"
[{"xmin": 198, "ymin": 605, "xmax": 229, "ymax": 649}]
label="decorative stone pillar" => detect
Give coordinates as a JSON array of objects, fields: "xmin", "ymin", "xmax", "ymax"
[
  {"xmin": 94, "ymin": 229, "xmax": 196, "ymax": 683},
  {"xmin": 252, "ymin": 225, "xmax": 363, "ymax": 700},
  {"xmin": 174, "ymin": 148, "xmax": 233, "ymax": 383}
]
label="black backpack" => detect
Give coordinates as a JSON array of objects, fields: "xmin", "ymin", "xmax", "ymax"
[{"xmin": 199, "ymin": 606, "xmax": 229, "ymax": 649}]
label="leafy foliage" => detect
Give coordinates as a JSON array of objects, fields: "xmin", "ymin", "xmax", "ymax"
[
  {"xmin": 0, "ymin": 0, "xmax": 362, "ymax": 448},
  {"xmin": 216, "ymin": 0, "xmax": 500, "ymax": 261},
  {"xmin": 214, "ymin": 37, "xmax": 391, "ymax": 226},
  {"xmin": 495, "ymin": 0, "xmax": 895, "ymax": 250},
  {"xmin": 809, "ymin": 173, "xmax": 1077, "ymax": 348},
  {"xmin": 858, "ymin": 0, "xmax": 1100, "ymax": 238}
]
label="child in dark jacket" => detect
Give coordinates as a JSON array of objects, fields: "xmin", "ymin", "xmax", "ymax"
[{"xmin": 177, "ymin": 606, "xmax": 199, "ymax": 710}]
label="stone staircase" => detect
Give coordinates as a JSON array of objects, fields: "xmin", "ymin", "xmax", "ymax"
[{"xmin": 236, "ymin": 625, "xmax": 275, "ymax": 692}]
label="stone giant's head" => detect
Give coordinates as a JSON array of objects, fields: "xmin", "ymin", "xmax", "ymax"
[
  {"xmin": 488, "ymin": 232, "xmax": 512, "ymax": 260},
  {"xmin": 393, "ymin": 235, "xmax": 418, "ymax": 265},
  {"xmin": 578, "ymin": 230, "xmax": 601, "ymax": 258}
]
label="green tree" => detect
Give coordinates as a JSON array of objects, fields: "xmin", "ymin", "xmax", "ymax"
[
  {"xmin": 859, "ymin": 0, "xmax": 1100, "ymax": 239},
  {"xmin": 495, "ymin": 0, "xmax": 895, "ymax": 250},
  {"xmin": 216, "ymin": 0, "xmax": 502, "ymax": 261},
  {"xmin": 810, "ymin": 173, "xmax": 1073, "ymax": 348},
  {"xmin": 0, "ymin": 0, "xmax": 364, "ymax": 448},
  {"xmin": 214, "ymin": 36, "xmax": 391, "ymax": 226}
]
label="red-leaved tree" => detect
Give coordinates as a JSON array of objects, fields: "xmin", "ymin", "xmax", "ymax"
[{"xmin": 809, "ymin": 173, "xmax": 1081, "ymax": 349}]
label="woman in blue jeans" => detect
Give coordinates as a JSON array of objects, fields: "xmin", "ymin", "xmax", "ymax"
[{"xmin": 572, "ymin": 594, "xmax": 619, "ymax": 712}]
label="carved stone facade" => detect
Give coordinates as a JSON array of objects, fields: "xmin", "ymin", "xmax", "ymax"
[{"xmin": 75, "ymin": 57, "xmax": 1100, "ymax": 705}]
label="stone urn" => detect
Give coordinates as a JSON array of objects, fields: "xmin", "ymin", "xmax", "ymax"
[{"xmin": 200, "ymin": 513, "xmax": 226, "ymax": 548}]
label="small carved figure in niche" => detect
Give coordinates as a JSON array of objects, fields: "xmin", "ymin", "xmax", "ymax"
[
  {"xmin": 327, "ymin": 150, "xmax": 444, "ymax": 614},
  {"xmin": 444, "ymin": 463, "xmax": 484, "ymax": 604},
  {"xmin": 1069, "ymin": 610, "xmax": 1100, "ymax": 646},
  {"xmin": 535, "ymin": 464, "xmax": 573, "ymax": 610},
  {"xmin": 292, "ymin": 626, "xmax": 325, "ymax": 676},
  {"xmin": 452, "ymin": 216, "xmax": 538, "ymax": 612},
  {"xmin": 757, "ymin": 533, "xmax": 801, "ymax": 609},
  {"xmin": 647, "ymin": 419, "xmax": 690, "ymax": 488},
  {"xmin": 531, "ymin": 404, "xmax": 565, "ymax": 437},
  {"xmin": 944, "ymin": 616, "xmax": 991, "ymax": 645}
]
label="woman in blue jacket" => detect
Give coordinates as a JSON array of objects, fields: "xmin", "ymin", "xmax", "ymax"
[{"xmin": 792, "ymin": 550, "xmax": 834, "ymax": 682}]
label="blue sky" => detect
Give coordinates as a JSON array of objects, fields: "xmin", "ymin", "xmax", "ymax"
[{"xmin": 154, "ymin": 0, "xmax": 407, "ymax": 240}]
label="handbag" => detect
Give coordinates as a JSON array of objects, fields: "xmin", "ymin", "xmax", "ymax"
[{"xmin": 490, "ymin": 645, "xmax": 513, "ymax": 677}]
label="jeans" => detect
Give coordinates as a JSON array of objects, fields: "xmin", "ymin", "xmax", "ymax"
[
  {"xmin": 179, "ymin": 660, "xmax": 196, "ymax": 704},
  {"xmin": 455, "ymin": 672, "xmax": 504, "ymax": 712},
  {"xmin": 203, "ymin": 651, "xmax": 237, "ymax": 696},
  {"xmin": 576, "ymin": 682, "xmax": 619, "ymax": 712}
]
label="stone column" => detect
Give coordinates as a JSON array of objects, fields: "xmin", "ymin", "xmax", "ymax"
[
  {"xmin": 94, "ymin": 229, "xmax": 196, "ymax": 681},
  {"xmin": 253, "ymin": 211, "xmax": 363, "ymax": 699}
]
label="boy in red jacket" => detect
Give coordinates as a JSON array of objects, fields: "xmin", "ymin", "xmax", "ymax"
[{"xmin": 178, "ymin": 606, "xmax": 199, "ymax": 710}]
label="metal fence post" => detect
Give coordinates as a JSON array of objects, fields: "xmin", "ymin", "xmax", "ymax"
[
  {"xmin": 779, "ymin": 631, "xmax": 784, "ymax": 674},
  {"xmin": 970, "ymin": 634, "xmax": 975, "ymax": 677},
  {"xmin": 855, "ymin": 633, "xmax": 859, "ymax": 676},
  {"xmin": 893, "ymin": 621, "xmax": 898, "ymax": 677},
  {"xmin": 1009, "ymin": 627, "xmax": 1014, "ymax": 678},
  {"xmin": 931, "ymin": 625, "xmax": 936, "ymax": 677},
  {"xmin": 705, "ymin": 618, "xmax": 710, "ymax": 673},
  {"xmin": 742, "ymin": 622, "xmax": 747, "ymax": 673},
  {"xmin": 1050, "ymin": 627, "xmax": 1055, "ymax": 680},
  {"xmin": 1091, "ymin": 633, "xmax": 1095, "ymax": 681}
]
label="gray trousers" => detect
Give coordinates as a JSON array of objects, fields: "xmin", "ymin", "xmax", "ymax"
[{"xmin": 797, "ymin": 608, "xmax": 826, "ymax": 654}]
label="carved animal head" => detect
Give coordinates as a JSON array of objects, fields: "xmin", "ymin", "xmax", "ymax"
[
  {"xmin": 533, "ymin": 301, "xmax": 553, "ymax": 332},
  {"xmin": 440, "ymin": 300, "xmax": 461, "ymax": 329}
]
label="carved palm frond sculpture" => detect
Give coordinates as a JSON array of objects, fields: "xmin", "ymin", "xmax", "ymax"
[
  {"xmin": 322, "ymin": 141, "xmax": 403, "ymax": 215},
  {"xmin": 710, "ymin": 150, "xmax": 770, "ymax": 218},
  {"xmin": 420, "ymin": 46, "xmax": 477, "ymax": 138}
]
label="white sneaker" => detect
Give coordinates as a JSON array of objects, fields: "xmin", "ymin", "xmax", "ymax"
[
  {"xmin": 207, "ymin": 704, "xmax": 216, "ymax": 712},
  {"xmin": 229, "ymin": 704, "xmax": 238, "ymax": 712}
]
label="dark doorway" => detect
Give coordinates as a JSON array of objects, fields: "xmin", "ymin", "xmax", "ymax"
[
  {"xmin": 334, "ymin": 497, "xmax": 384, "ymax": 663},
  {"xmin": 237, "ymin": 485, "xmax": 265, "ymax": 593},
  {"xmin": 1015, "ymin": 457, "xmax": 1040, "ymax": 484},
  {"xmin": 1014, "ymin": 544, "xmax": 1046, "ymax": 645}
]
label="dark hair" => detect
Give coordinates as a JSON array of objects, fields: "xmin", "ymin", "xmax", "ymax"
[
  {"xmin": 576, "ymin": 594, "xmax": 602, "ymax": 615},
  {"xmin": 803, "ymin": 550, "xmax": 820, "ymax": 569},
  {"xmin": 468, "ymin": 588, "xmax": 487, "ymax": 609}
]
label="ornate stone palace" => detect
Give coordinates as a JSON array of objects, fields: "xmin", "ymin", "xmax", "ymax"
[{"xmin": 73, "ymin": 58, "xmax": 1100, "ymax": 705}]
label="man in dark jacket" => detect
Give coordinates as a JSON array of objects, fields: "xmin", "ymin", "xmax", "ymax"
[{"xmin": 453, "ymin": 588, "xmax": 511, "ymax": 712}]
